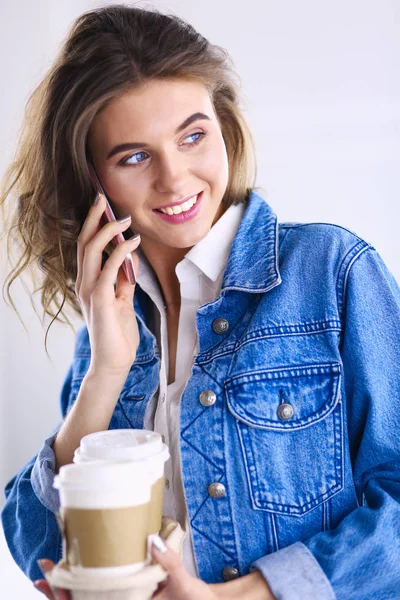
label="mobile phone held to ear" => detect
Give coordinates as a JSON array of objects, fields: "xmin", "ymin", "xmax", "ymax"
[{"xmin": 87, "ymin": 159, "xmax": 137, "ymax": 285}]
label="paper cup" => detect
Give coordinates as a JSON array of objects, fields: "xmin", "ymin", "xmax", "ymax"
[
  {"xmin": 74, "ymin": 430, "xmax": 170, "ymax": 534},
  {"xmin": 54, "ymin": 461, "xmax": 152, "ymax": 576},
  {"xmin": 46, "ymin": 518, "xmax": 185, "ymax": 600}
]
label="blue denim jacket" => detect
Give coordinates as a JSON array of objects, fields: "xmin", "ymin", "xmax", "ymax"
[{"xmin": 3, "ymin": 192, "xmax": 400, "ymax": 599}]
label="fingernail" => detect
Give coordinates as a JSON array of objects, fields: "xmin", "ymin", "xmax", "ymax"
[
  {"xmin": 151, "ymin": 534, "xmax": 167, "ymax": 554},
  {"xmin": 118, "ymin": 215, "xmax": 131, "ymax": 224},
  {"xmin": 37, "ymin": 559, "xmax": 47, "ymax": 576},
  {"xmin": 128, "ymin": 233, "xmax": 141, "ymax": 243},
  {"xmin": 93, "ymin": 192, "xmax": 101, "ymax": 205}
]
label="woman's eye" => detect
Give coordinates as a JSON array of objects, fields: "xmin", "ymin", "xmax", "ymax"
[
  {"xmin": 120, "ymin": 131, "xmax": 206, "ymax": 167},
  {"xmin": 122, "ymin": 151, "xmax": 148, "ymax": 166},
  {"xmin": 183, "ymin": 131, "xmax": 205, "ymax": 145}
]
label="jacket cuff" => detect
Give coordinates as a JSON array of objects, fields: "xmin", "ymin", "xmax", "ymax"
[
  {"xmin": 250, "ymin": 542, "xmax": 336, "ymax": 600},
  {"xmin": 30, "ymin": 428, "xmax": 62, "ymax": 514}
]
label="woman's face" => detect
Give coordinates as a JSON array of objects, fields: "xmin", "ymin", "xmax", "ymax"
[{"xmin": 87, "ymin": 78, "xmax": 229, "ymax": 250}]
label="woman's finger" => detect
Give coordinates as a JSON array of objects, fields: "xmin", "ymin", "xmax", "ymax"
[
  {"xmin": 150, "ymin": 534, "xmax": 186, "ymax": 575},
  {"xmin": 33, "ymin": 579, "xmax": 54, "ymax": 599},
  {"xmin": 75, "ymin": 193, "xmax": 106, "ymax": 292},
  {"xmin": 36, "ymin": 559, "xmax": 71, "ymax": 599},
  {"xmin": 92, "ymin": 234, "xmax": 141, "ymax": 299},
  {"xmin": 79, "ymin": 215, "xmax": 133, "ymax": 298}
]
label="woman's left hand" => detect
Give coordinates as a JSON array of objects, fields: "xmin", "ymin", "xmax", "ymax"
[{"xmin": 151, "ymin": 535, "xmax": 276, "ymax": 600}]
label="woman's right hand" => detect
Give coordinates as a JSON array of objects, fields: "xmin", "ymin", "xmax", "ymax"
[{"xmin": 75, "ymin": 193, "xmax": 142, "ymax": 377}]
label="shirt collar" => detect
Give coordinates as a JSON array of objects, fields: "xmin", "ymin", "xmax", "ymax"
[
  {"xmin": 136, "ymin": 190, "xmax": 281, "ymax": 298},
  {"xmin": 177, "ymin": 202, "xmax": 245, "ymax": 283}
]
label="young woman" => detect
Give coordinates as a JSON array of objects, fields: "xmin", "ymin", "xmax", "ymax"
[{"xmin": 2, "ymin": 5, "xmax": 400, "ymax": 600}]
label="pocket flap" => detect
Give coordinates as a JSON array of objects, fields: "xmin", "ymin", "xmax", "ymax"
[{"xmin": 225, "ymin": 363, "xmax": 341, "ymax": 430}]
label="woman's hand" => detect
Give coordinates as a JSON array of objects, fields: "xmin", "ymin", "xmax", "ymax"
[
  {"xmin": 150, "ymin": 536, "xmax": 276, "ymax": 600},
  {"xmin": 33, "ymin": 559, "xmax": 70, "ymax": 599},
  {"xmin": 75, "ymin": 193, "xmax": 142, "ymax": 376}
]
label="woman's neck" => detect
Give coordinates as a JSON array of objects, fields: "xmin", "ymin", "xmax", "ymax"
[{"xmin": 139, "ymin": 238, "xmax": 187, "ymax": 308}]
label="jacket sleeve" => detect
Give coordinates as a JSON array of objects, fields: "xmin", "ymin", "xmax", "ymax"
[
  {"xmin": 251, "ymin": 246, "xmax": 400, "ymax": 599},
  {"xmin": 1, "ymin": 363, "xmax": 74, "ymax": 583}
]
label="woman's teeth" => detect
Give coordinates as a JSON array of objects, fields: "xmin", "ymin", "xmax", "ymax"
[{"xmin": 159, "ymin": 194, "xmax": 198, "ymax": 215}]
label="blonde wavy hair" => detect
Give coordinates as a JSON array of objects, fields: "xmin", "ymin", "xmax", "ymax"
[{"xmin": 1, "ymin": 4, "xmax": 257, "ymax": 354}]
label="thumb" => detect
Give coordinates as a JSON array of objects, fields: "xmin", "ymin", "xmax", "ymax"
[{"xmin": 149, "ymin": 534, "xmax": 186, "ymax": 577}]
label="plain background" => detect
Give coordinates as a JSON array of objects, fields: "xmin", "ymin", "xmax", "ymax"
[{"xmin": 0, "ymin": 0, "xmax": 399, "ymax": 597}]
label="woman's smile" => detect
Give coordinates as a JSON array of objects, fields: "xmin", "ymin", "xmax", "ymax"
[{"xmin": 153, "ymin": 191, "xmax": 203, "ymax": 223}]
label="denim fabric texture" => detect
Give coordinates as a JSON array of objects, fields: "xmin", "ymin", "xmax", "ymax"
[{"xmin": 2, "ymin": 191, "xmax": 400, "ymax": 599}]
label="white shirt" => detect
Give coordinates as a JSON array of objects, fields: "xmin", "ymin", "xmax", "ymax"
[{"xmin": 137, "ymin": 202, "xmax": 245, "ymax": 576}]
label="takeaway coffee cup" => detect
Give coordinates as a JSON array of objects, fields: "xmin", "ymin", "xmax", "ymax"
[
  {"xmin": 73, "ymin": 430, "xmax": 170, "ymax": 535},
  {"xmin": 53, "ymin": 461, "xmax": 152, "ymax": 577}
]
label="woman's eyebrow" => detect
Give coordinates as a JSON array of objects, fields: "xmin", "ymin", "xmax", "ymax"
[{"xmin": 106, "ymin": 112, "xmax": 211, "ymax": 159}]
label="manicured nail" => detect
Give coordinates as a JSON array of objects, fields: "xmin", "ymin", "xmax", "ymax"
[
  {"xmin": 151, "ymin": 534, "xmax": 167, "ymax": 554},
  {"xmin": 118, "ymin": 215, "xmax": 131, "ymax": 224},
  {"xmin": 128, "ymin": 234, "xmax": 141, "ymax": 243},
  {"xmin": 93, "ymin": 192, "xmax": 101, "ymax": 205}
]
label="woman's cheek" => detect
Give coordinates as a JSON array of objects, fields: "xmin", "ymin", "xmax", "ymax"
[{"xmin": 199, "ymin": 142, "xmax": 229, "ymax": 190}]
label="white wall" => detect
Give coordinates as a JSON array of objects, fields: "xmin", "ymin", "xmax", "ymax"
[{"xmin": 1, "ymin": 0, "xmax": 399, "ymax": 597}]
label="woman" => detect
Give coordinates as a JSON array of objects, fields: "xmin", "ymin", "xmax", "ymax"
[{"xmin": 1, "ymin": 5, "xmax": 400, "ymax": 600}]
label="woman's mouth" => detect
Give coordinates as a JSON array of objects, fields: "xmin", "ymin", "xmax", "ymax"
[{"xmin": 153, "ymin": 191, "xmax": 203, "ymax": 224}]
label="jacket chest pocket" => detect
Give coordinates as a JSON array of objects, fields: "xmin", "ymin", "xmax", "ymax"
[{"xmin": 225, "ymin": 363, "xmax": 343, "ymax": 516}]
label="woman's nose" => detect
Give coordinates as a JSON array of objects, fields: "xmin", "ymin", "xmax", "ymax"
[{"xmin": 154, "ymin": 152, "xmax": 188, "ymax": 193}]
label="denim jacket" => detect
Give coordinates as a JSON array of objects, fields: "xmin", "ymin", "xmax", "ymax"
[{"xmin": 2, "ymin": 191, "xmax": 400, "ymax": 599}]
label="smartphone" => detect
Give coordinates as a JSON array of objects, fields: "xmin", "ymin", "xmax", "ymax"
[{"xmin": 87, "ymin": 159, "xmax": 137, "ymax": 285}]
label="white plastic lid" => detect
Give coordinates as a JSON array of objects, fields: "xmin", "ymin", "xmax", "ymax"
[
  {"xmin": 79, "ymin": 429, "xmax": 166, "ymax": 462},
  {"xmin": 53, "ymin": 460, "xmax": 151, "ymax": 491}
]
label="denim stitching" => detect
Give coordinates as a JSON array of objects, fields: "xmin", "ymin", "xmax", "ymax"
[
  {"xmin": 233, "ymin": 390, "xmax": 344, "ymax": 514},
  {"xmin": 180, "ymin": 433, "xmax": 223, "ymax": 472},
  {"xmin": 191, "ymin": 522, "xmax": 236, "ymax": 560},
  {"xmin": 270, "ymin": 513, "xmax": 279, "ymax": 551}
]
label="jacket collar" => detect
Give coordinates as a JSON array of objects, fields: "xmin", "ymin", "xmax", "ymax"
[{"xmin": 221, "ymin": 190, "xmax": 281, "ymax": 293}]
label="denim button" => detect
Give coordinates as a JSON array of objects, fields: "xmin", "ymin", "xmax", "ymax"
[
  {"xmin": 199, "ymin": 390, "xmax": 217, "ymax": 407},
  {"xmin": 212, "ymin": 318, "xmax": 229, "ymax": 334},
  {"xmin": 208, "ymin": 482, "xmax": 226, "ymax": 498},
  {"xmin": 222, "ymin": 567, "xmax": 239, "ymax": 581},
  {"xmin": 277, "ymin": 402, "xmax": 294, "ymax": 420}
]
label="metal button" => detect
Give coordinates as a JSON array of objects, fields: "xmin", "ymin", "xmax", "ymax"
[
  {"xmin": 212, "ymin": 318, "xmax": 229, "ymax": 334},
  {"xmin": 277, "ymin": 402, "xmax": 294, "ymax": 420},
  {"xmin": 199, "ymin": 390, "xmax": 217, "ymax": 407},
  {"xmin": 222, "ymin": 567, "xmax": 240, "ymax": 581},
  {"xmin": 165, "ymin": 479, "xmax": 170, "ymax": 489},
  {"xmin": 161, "ymin": 435, "xmax": 166, "ymax": 444},
  {"xmin": 208, "ymin": 482, "xmax": 226, "ymax": 498}
]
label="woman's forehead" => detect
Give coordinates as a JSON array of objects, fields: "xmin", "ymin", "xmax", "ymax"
[{"xmin": 88, "ymin": 78, "xmax": 216, "ymax": 154}]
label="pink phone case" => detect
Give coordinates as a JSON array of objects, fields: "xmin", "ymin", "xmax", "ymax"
[{"xmin": 87, "ymin": 160, "xmax": 137, "ymax": 285}]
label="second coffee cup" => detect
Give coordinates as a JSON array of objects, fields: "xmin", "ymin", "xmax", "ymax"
[{"xmin": 74, "ymin": 429, "xmax": 169, "ymax": 535}]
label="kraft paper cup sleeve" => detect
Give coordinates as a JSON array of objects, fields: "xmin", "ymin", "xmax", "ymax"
[{"xmin": 46, "ymin": 518, "xmax": 186, "ymax": 600}]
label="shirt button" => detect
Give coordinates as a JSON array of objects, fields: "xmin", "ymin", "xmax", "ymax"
[
  {"xmin": 208, "ymin": 482, "xmax": 226, "ymax": 498},
  {"xmin": 212, "ymin": 318, "xmax": 229, "ymax": 334},
  {"xmin": 161, "ymin": 435, "xmax": 166, "ymax": 444},
  {"xmin": 277, "ymin": 402, "xmax": 294, "ymax": 420},
  {"xmin": 222, "ymin": 567, "xmax": 240, "ymax": 581},
  {"xmin": 165, "ymin": 479, "xmax": 170, "ymax": 489},
  {"xmin": 199, "ymin": 390, "xmax": 217, "ymax": 407}
]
